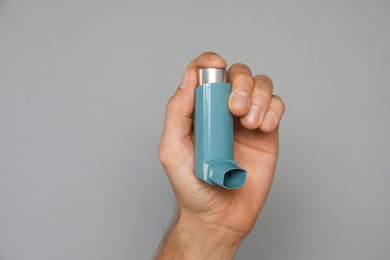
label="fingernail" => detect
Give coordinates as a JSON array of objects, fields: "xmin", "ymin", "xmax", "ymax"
[
  {"xmin": 208, "ymin": 53, "xmax": 224, "ymax": 61},
  {"xmin": 246, "ymin": 105, "xmax": 261, "ymax": 124},
  {"xmin": 180, "ymin": 69, "xmax": 189, "ymax": 89},
  {"xmin": 232, "ymin": 91, "xmax": 248, "ymax": 109},
  {"xmin": 262, "ymin": 111, "xmax": 276, "ymax": 126}
]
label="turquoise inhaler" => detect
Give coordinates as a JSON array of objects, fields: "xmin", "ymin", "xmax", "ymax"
[{"xmin": 194, "ymin": 68, "xmax": 246, "ymax": 189}]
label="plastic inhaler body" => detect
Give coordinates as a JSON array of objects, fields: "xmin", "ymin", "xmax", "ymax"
[{"xmin": 194, "ymin": 68, "xmax": 246, "ymax": 189}]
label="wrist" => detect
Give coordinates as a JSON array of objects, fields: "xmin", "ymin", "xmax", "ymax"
[
  {"xmin": 157, "ymin": 210, "xmax": 244, "ymax": 260},
  {"xmin": 178, "ymin": 210, "xmax": 245, "ymax": 248}
]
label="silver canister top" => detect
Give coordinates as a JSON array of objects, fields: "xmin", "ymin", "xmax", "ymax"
[{"xmin": 198, "ymin": 68, "xmax": 226, "ymax": 85}]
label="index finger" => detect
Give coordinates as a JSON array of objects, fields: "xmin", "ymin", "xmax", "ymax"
[{"xmin": 180, "ymin": 52, "xmax": 227, "ymax": 90}]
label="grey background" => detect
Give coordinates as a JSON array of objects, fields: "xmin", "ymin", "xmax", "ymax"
[{"xmin": 0, "ymin": 0, "xmax": 389, "ymax": 259}]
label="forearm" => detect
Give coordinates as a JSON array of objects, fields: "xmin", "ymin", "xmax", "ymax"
[{"xmin": 156, "ymin": 212, "xmax": 243, "ymax": 260}]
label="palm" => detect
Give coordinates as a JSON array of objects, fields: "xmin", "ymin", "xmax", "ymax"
[{"xmin": 171, "ymin": 119, "xmax": 279, "ymax": 235}]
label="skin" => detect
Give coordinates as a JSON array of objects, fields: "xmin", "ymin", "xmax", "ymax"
[{"xmin": 156, "ymin": 52, "xmax": 286, "ymax": 260}]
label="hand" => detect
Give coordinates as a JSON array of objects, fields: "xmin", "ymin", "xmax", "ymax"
[{"xmin": 157, "ymin": 52, "xmax": 285, "ymax": 259}]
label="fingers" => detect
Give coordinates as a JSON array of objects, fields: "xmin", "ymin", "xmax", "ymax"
[
  {"xmin": 181, "ymin": 52, "xmax": 227, "ymax": 91},
  {"xmin": 187, "ymin": 52, "xmax": 227, "ymax": 74},
  {"xmin": 162, "ymin": 53, "xmax": 285, "ymax": 145},
  {"xmin": 162, "ymin": 52, "xmax": 227, "ymax": 142},
  {"xmin": 259, "ymin": 95, "xmax": 285, "ymax": 133},
  {"xmin": 227, "ymin": 64, "xmax": 254, "ymax": 116},
  {"xmin": 227, "ymin": 68, "xmax": 285, "ymax": 132},
  {"xmin": 240, "ymin": 75, "xmax": 273, "ymax": 129}
]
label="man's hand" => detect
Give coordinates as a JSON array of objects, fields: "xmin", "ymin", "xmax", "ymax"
[{"xmin": 156, "ymin": 52, "xmax": 285, "ymax": 259}]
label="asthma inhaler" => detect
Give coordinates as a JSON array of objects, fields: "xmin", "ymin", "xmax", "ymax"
[{"xmin": 194, "ymin": 68, "xmax": 246, "ymax": 189}]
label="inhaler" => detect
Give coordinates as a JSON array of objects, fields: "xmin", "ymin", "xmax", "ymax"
[{"xmin": 194, "ymin": 68, "xmax": 246, "ymax": 189}]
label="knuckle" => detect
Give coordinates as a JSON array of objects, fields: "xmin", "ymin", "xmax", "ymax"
[
  {"xmin": 165, "ymin": 95, "xmax": 177, "ymax": 113},
  {"xmin": 157, "ymin": 140, "xmax": 170, "ymax": 166},
  {"xmin": 231, "ymin": 63, "xmax": 251, "ymax": 71},
  {"xmin": 157, "ymin": 141, "xmax": 164, "ymax": 159},
  {"xmin": 232, "ymin": 73, "xmax": 254, "ymax": 89},
  {"xmin": 273, "ymin": 95, "xmax": 286, "ymax": 111},
  {"xmin": 201, "ymin": 51, "xmax": 217, "ymax": 58},
  {"xmin": 255, "ymin": 74, "xmax": 274, "ymax": 88}
]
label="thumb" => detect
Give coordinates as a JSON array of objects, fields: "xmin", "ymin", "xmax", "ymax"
[
  {"xmin": 161, "ymin": 52, "xmax": 227, "ymax": 142},
  {"xmin": 161, "ymin": 67, "xmax": 197, "ymax": 142}
]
